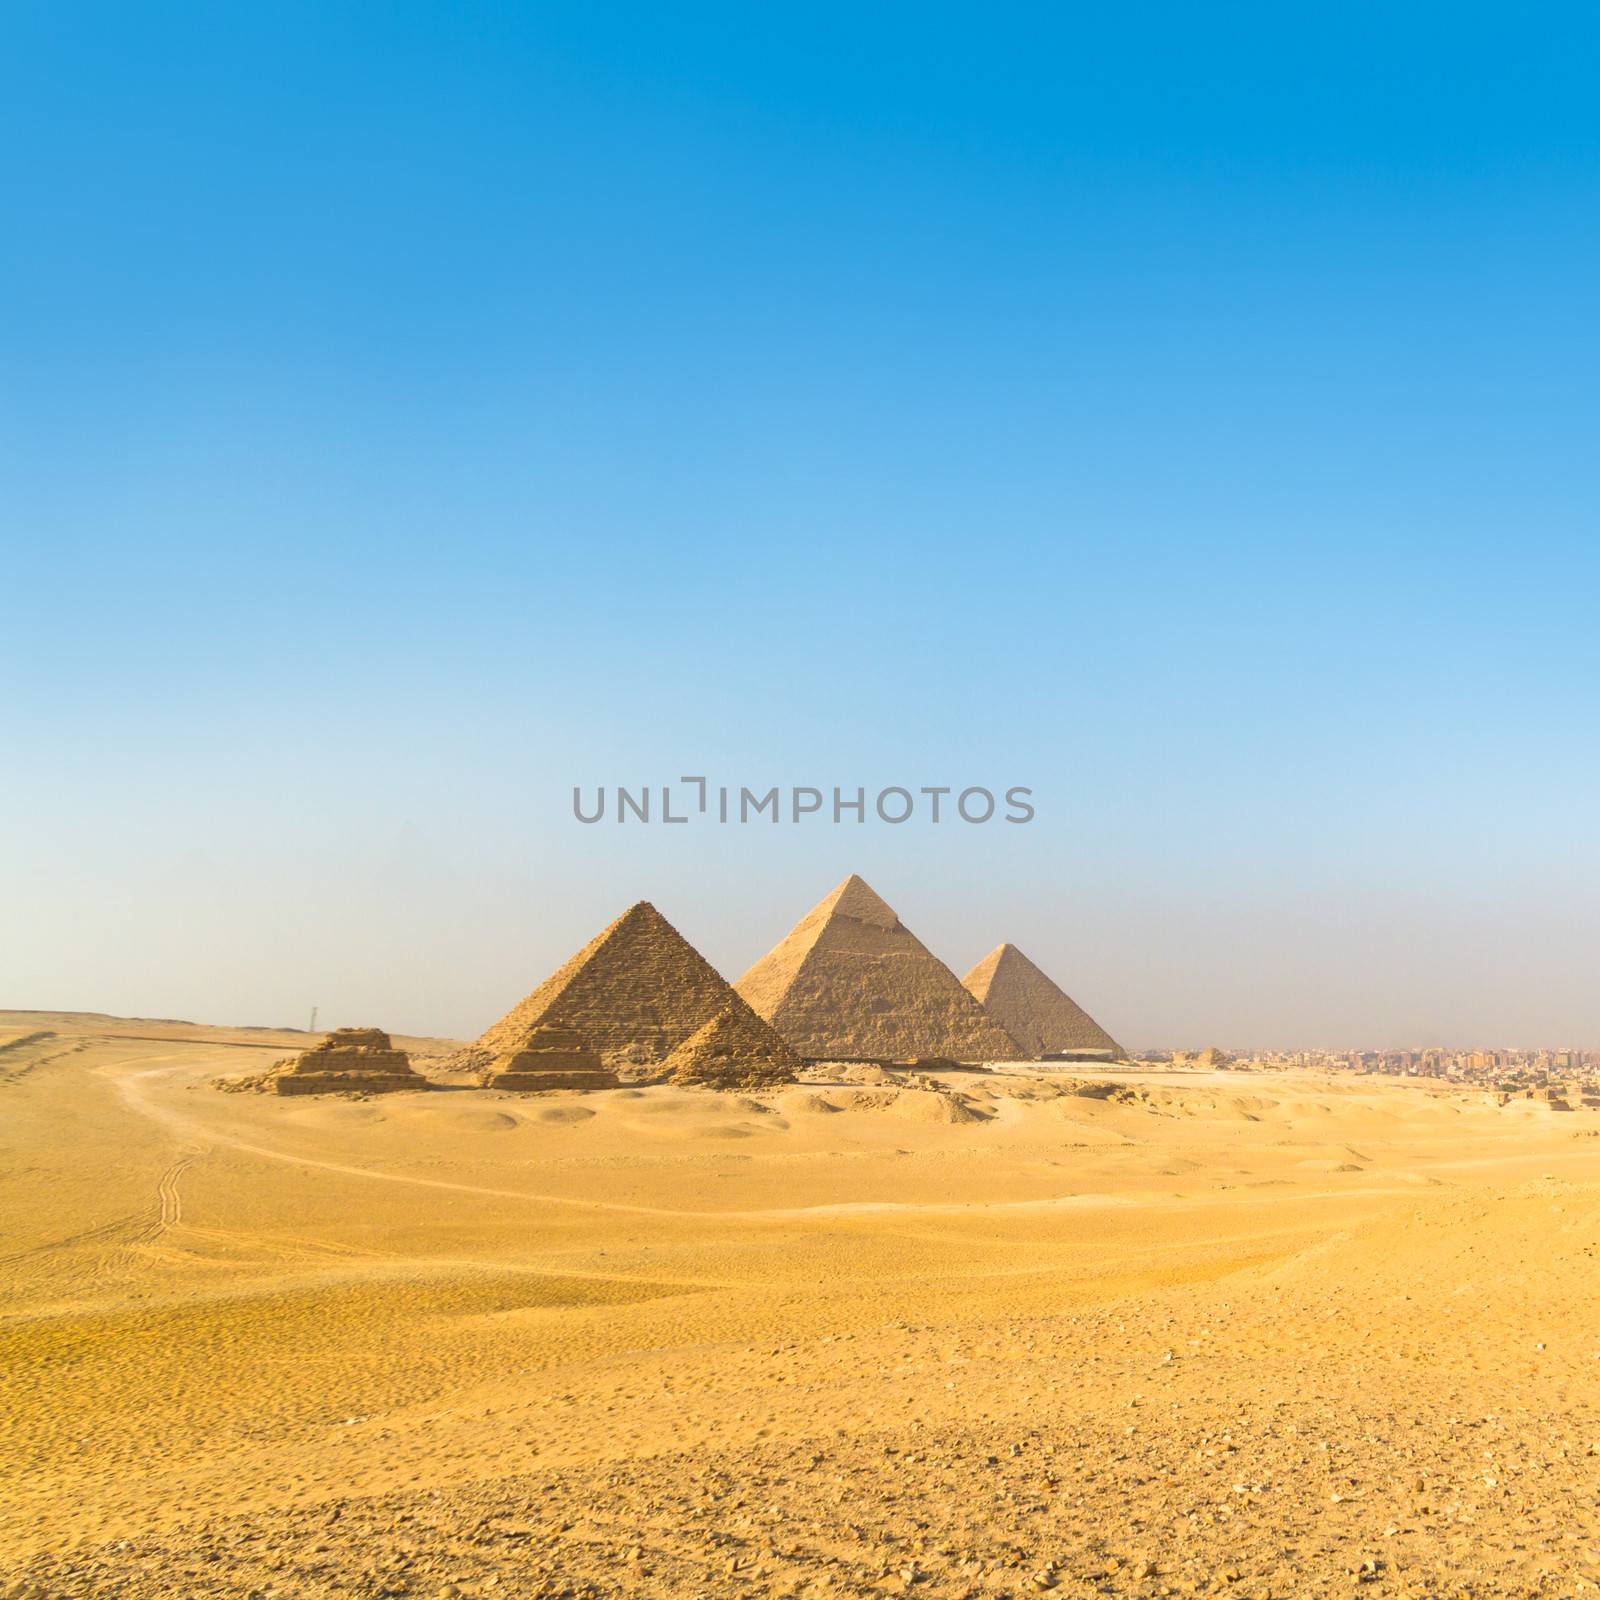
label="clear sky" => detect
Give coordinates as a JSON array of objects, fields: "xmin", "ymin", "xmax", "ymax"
[{"xmin": 5, "ymin": 3, "xmax": 1599, "ymax": 1049}]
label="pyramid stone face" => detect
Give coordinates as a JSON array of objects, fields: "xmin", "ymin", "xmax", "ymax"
[
  {"xmin": 961, "ymin": 945, "xmax": 1125, "ymax": 1060},
  {"xmin": 663, "ymin": 1007, "xmax": 801, "ymax": 1091},
  {"xmin": 735, "ymin": 875, "xmax": 1025, "ymax": 1063},
  {"xmin": 481, "ymin": 1023, "xmax": 619, "ymax": 1092},
  {"xmin": 461, "ymin": 901, "xmax": 778, "ymax": 1074},
  {"xmin": 272, "ymin": 1027, "xmax": 424, "ymax": 1095}
]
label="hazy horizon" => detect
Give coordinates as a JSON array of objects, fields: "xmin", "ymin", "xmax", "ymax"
[{"xmin": 6, "ymin": 6, "xmax": 1599, "ymax": 1049}]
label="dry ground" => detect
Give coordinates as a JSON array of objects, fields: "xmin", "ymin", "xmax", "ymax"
[{"xmin": 1, "ymin": 1011, "xmax": 1597, "ymax": 1599}]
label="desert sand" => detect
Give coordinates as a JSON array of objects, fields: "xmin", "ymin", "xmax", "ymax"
[{"xmin": 2, "ymin": 1011, "xmax": 1598, "ymax": 1599}]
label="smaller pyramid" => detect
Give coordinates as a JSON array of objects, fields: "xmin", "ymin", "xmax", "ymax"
[
  {"xmin": 456, "ymin": 901, "xmax": 779, "ymax": 1075},
  {"xmin": 663, "ymin": 1008, "xmax": 801, "ymax": 1091},
  {"xmin": 961, "ymin": 945, "xmax": 1125, "ymax": 1060},
  {"xmin": 481, "ymin": 1023, "xmax": 619, "ymax": 1092},
  {"xmin": 271, "ymin": 1027, "xmax": 425, "ymax": 1095}
]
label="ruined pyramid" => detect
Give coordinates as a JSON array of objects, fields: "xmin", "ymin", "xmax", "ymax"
[
  {"xmin": 735, "ymin": 874, "xmax": 1025, "ymax": 1063},
  {"xmin": 663, "ymin": 1007, "xmax": 801, "ymax": 1091},
  {"xmin": 270, "ymin": 1027, "xmax": 425, "ymax": 1095},
  {"xmin": 960, "ymin": 944, "xmax": 1125, "ymax": 1060},
  {"xmin": 480, "ymin": 1023, "xmax": 619, "ymax": 1092},
  {"xmin": 457, "ymin": 900, "xmax": 796, "ymax": 1077}
]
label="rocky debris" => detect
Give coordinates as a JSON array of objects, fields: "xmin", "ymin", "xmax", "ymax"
[
  {"xmin": 12, "ymin": 1386, "xmax": 1595, "ymax": 1600},
  {"xmin": 661, "ymin": 1008, "xmax": 801, "ymax": 1091},
  {"xmin": 0, "ymin": 1030, "xmax": 57, "ymax": 1056},
  {"xmin": 264, "ymin": 1027, "xmax": 425, "ymax": 1096},
  {"xmin": 480, "ymin": 1024, "xmax": 619, "ymax": 1092},
  {"xmin": 736, "ymin": 874, "xmax": 1024, "ymax": 1063},
  {"xmin": 962, "ymin": 943, "xmax": 1125, "ymax": 1059},
  {"xmin": 0, "ymin": 1031, "xmax": 74, "ymax": 1088},
  {"xmin": 450, "ymin": 902, "xmax": 777, "ymax": 1077},
  {"xmin": 210, "ymin": 1072, "xmax": 267, "ymax": 1093},
  {"xmin": 797, "ymin": 1060, "xmax": 899, "ymax": 1085},
  {"xmin": 1066, "ymin": 1078, "xmax": 1142, "ymax": 1102}
]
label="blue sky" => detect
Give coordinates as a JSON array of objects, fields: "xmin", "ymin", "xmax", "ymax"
[{"xmin": 5, "ymin": 4, "xmax": 1599, "ymax": 1047}]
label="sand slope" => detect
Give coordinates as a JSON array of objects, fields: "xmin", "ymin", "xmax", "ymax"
[{"xmin": 1, "ymin": 1010, "xmax": 1598, "ymax": 1597}]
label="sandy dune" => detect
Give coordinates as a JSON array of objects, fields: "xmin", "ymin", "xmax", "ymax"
[{"xmin": 2, "ymin": 1012, "xmax": 1598, "ymax": 1598}]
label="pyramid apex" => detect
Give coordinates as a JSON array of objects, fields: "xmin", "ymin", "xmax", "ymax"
[{"xmin": 817, "ymin": 873, "xmax": 899, "ymax": 928}]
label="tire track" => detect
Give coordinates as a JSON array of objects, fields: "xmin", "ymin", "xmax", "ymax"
[{"xmin": 131, "ymin": 1155, "xmax": 196, "ymax": 1243}]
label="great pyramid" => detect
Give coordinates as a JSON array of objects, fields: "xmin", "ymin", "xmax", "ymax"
[
  {"xmin": 662, "ymin": 1007, "xmax": 801, "ymax": 1091},
  {"xmin": 269, "ymin": 1027, "xmax": 425, "ymax": 1095},
  {"xmin": 960, "ymin": 944, "xmax": 1125, "ymax": 1060},
  {"xmin": 734, "ymin": 874, "xmax": 1025, "ymax": 1063},
  {"xmin": 480, "ymin": 1023, "xmax": 619, "ymax": 1092},
  {"xmin": 455, "ymin": 900, "xmax": 794, "ymax": 1077}
]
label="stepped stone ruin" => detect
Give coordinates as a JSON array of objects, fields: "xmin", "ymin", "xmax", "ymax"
[
  {"xmin": 1173, "ymin": 1046, "xmax": 1232, "ymax": 1068},
  {"xmin": 735, "ymin": 874, "xmax": 1024, "ymax": 1063},
  {"xmin": 480, "ymin": 1023, "xmax": 618, "ymax": 1092},
  {"xmin": 453, "ymin": 900, "xmax": 794, "ymax": 1079},
  {"xmin": 961, "ymin": 944, "xmax": 1125, "ymax": 1061},
  {"xmin": 270, "ymin": 1027, "xmax": 424, "ymax": 1095},
  {"xmin": 662, "ymin": 1007, "xmax": 801, "ymax": 1091}
]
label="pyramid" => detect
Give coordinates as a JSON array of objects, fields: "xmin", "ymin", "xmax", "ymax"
[
  {"xmin": 457, "ymin": 901, "xmax": 786, "ymax": 1076},
  {"xmin": 270, "ymin": 1027, "xmax": 425, "ymax": 1095},
  {"xmin": 961, "ymin": 945, "xmax": 1125, "ymax": 1060},
  {"xmin": 480, "ymin": 1023, "xmax": 619, "ymax": 1092},
  {"xmin": 734, "ymin": 875, "xmax": 1024, "ymax": 1063},
  {"xmin": 663, "ymin": 1007, "xmax": 801, "ymax": 1091}
]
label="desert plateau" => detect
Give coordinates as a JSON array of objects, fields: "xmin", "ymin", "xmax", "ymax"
[{"xmin": 2, "ymin": 1010, "xmax": 1597, "ymax": 1599}]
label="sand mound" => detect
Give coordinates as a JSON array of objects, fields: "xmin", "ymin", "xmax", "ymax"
[
  {"xmin": 889, "ymin": 1089, "xmax": 987, "ymax": 1125},
  {"xmin": 263, "ymin": 1028, "xmax": 426, "ymax": 1096},
  {"xmin": 280, "ymin": 1101, "xmax": 390, "ymax": 1127},
  {"xmin": 779, "ymin": 1090, "xmax": 841, "ymax": 1116},
  {"xmin": 415, "ymin": 1106, "xmax": 520, "ymax": 1132},
  {"xmin": 479, "ymin": 1024, "xmax": 619, "ymax": 1093},
  {"xmin": 455, "ymin": 902, "xmax": 776, "ymax": 1076},
  {"xmin": 736, "ymin": 875, "xmax": 1023, "ymax": 1063},
  {"xmin": 534, "ymin": 1104, "xmax": 597, "ymax": 1125},
  {"xmin": 662, "ymin": 1008, "xmax": 801, "ymax": 1091},
  {"xmin": 961, "ymin": 944, "xmax": 1124, "ymax": 1059}
]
